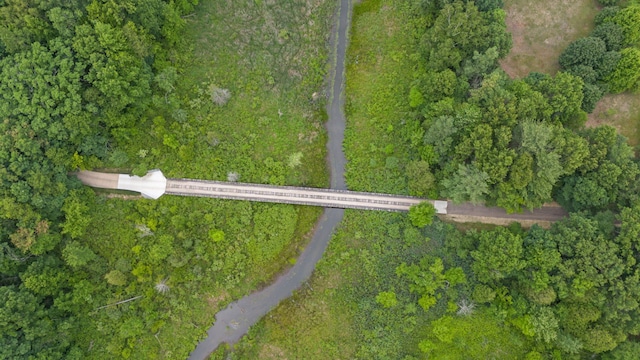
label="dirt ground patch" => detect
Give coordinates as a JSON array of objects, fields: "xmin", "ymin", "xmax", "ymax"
[
  {"xmin": 500, "ymin": 0, "xmax": 599, "ymax": 78},
  {"xmin": 441, "ymin": 214, "xmax": 552, "ymax": 229},
  {"xmin": 587, "ymin": 93, "xmax": 640, "ymax": 146}
]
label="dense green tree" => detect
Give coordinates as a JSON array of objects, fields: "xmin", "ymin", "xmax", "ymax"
[
  {"xmin": 602, "ymin": 341, "xmax": 640, "ymax": 359},
  {"xmin": 559, "ymin": 37, "xmax": 607, "ymax": 69},
  {"xmin": 525, "ymin": 72, "xmax": 585, "ymax": 128},
  {"xmin": 558, "ymin": 126, "xmax": 639, "ymax": 213},
  {"xmin": 0, "ymin": 0, "xmax": 53, "ymax": 54},
  {"xmin": 441, "ymin": 164, "xmax": 490, "ymax": 204},
  {"xmin": 606, "ymin": 47, "xmax": 640, "ymax": 93},
  {"xmin": 581, "ymin": 83, "xmax": 605, "ymax": 113},
  {"xmin": 591, "ymin": 22, "xmax": 625, "ymax": 51},
  {"xmin": 408, "ymin": 202, "xmax": 437, "ymax": 228},
  {"xmin": 520, "ymin": 226, "xmax": 561, "ymax": 290},
  {"xmin": 612, "ymin": 5, "xmax": 640, "ymax": 46},
  {"xmin": 462, "ymin": 46, "xmax": 500, "ymax": 88},
  {"xmin": 471, "ymin": 227, "xmax": 525, "ymax": 283},
  {"xmin": 62, "ymin": 241, "xmax": 97, "ymax": 268},
  {"xmin": 424, "ymin": 116, "xmax": 458, "ymax": 164},
  {"xmin": 595, "ymin": 6, "xmax": 620, "ymax": 26},
  {"xmin": 596, "ymin": 50, "xmax": 622, "ymax": 80},
  {"xmin": 0, "ymin": 286, "xmax": 76, "ymax": 359},
  {"xmin": 475, "ymin": 0, "xmax": 504, "ymax": 12},
  {"xmin": 531, "ymin": 306, "xmax": 559, "ymax": 343},
  {"xmin": 581, "ymin": 328, "xmax": 618, "ymax": 353},
  {"xmin": 406, "ymin": 161, "xmax": 436, "ymax": 197},
  {"xmin": 421, "ymin": 1, "xmax": 511, "ymax": 71},
  {"xmin": 72, "ymin": 22, "xmax": 152, "ymax": 126}
]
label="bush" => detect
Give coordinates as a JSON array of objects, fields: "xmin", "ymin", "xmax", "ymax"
[
  {"xmin": 595, "ymin": 6, "xmax": 620, "ymax": 26},
  {"xmin": 209, "ymin": 85, "xmax": 231, "ymax": 106},
  {"xmin": 559, "ymin": 37, "xmax": 607, "ymax": 69},
  {"xmin": 581, "ymin": 83, "xmax": 605, "ymax": 113},
  {"xmin": 607, "ymin": 47, "xmax": 640, "ymax": 93},
  {"xmin": 598, "ymin": 0, "xmax": 619, "ymax": 6},
  {"xmin": 612, "ymin": 5, "xmax": 640, "ymax": 46},
  {"xmin": 591, "ymin": 22, "xmax": 624, "ymax": 51},
  {"xmin": 408, "ymin": 202, "xmax": 437, "ymax": 228}
]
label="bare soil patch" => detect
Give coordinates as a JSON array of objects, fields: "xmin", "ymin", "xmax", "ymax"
[{"xmin": 500, "ymin": 0, "xmax": 599, "ymax": 78}]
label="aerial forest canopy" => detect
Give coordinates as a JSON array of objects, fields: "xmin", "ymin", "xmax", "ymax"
[
  {"xmin": 4, "ymin": 0, "xmax": 640, "ymax": 358},
  {"xmin": 405, "ymin": 0, "xmax": 640, "ymax": 215},
  {"xmin": 399, "ymin": 0, "xmax": 640, "ymax": 357},
  {"xmin": 0, "ymin": 0, "xmax": 197, "ymax": 358}
]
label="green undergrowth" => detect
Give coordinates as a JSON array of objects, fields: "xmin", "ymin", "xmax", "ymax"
[
  {"xmin": 343, "ymin": 0, "xmax": 416, "ymax": 193},
  {"xmin": 228, "ymin": 1, "xmax": 532, "ymax": 358},
  {"xmin": 73, "ymin": 0, "xmax": 335, "ymax": 358},
  {"xmin": 230, "ymin": 211, "xmax": 532, "ymax": 359}
]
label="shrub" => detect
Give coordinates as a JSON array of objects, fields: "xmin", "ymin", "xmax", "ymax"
[
  {"xmin": 408, "ymin": 202, "xmax": 437, "ymax": 228},
  {"xmin": 209, "ymin": 85, "xmax": 231, "ymax": 106}
]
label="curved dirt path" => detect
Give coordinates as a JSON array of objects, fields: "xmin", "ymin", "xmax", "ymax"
[{"xmin": 187, "ymin": 0, "xmax": 352, "ymax": 358}]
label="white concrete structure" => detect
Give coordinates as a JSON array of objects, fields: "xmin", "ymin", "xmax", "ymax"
[
  {"xmin": 432, "ymin": 200, "xmax": 448, "ymax": 215},
  {"xmin": 116, "ymin": 170, "xmax": 167, "ymax": 199}
]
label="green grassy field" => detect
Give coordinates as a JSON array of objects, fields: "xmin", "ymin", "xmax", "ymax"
[{"xmin": 77, "ymin": 0, "xmax": 336, "ymax": 358}]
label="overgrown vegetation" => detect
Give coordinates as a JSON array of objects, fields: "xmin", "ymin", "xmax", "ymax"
[
  {"xmin": 5, "ymin": 0, "xmax": 640, "ymax": 358},
  {"xmin": 0, "ymin": 0, "xmax": 334, "ymax": 358},
  {"xmin": 231, "ymin": 0, "xmax": 640, "ymax": 358}
]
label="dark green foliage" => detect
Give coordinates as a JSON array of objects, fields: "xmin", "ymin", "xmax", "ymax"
[
  {"xmin": 595, "ymin": 6, "xmax": 620, "ymax": 26},
  {"xmin": 557, "ymin": 126, "xmax": 639, "ymax": 213},
  {"xmin": 475, "ymin": 0, "xmax": 504, "ymax": 12},
  {"xmin": 602, "ymin": 341, "xmax": 640, "ymax": 359},
  {"xmin": 591, "ymin": 22, "xmax": 625, "ymax": 51},
  {"xmin": 596, "ymin": 51, "xmax": 622, "ymax": 80},
  {"xmin": 581, "ymin": 83, "xmax": 605, "ymax": 113},
  {"xmin": 0, "ymin": 285, "xmax": 78, "ymax": 359},
  {"xmin": 598, "ymin": 0, "xmax": 619, "ymax": 6},
  {"xmin": 559, "ymin": 37, "xmax": 607, "ymax": 69},
  {"xmin": 566, "ymin": 64, "xmax": 598, "ymax": 84}
]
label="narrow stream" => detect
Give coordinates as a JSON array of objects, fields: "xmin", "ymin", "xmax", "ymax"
[{"xmin": 187, "ymin": 0, "xmax": 352, "ymax": 358}]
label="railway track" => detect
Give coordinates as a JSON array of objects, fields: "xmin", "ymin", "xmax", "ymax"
[
  {"xmin": 76, "ymin": 170, "xmax": 569, "ymax": 224},
  {"xmin": 165, "ymin": 178, "xmax": 448, "ymax": 213}
]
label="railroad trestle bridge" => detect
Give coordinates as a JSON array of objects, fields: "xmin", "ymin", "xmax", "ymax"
[{"xmin": 77, "ymin": 170, "xmax": 449, "ymax": 213}]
